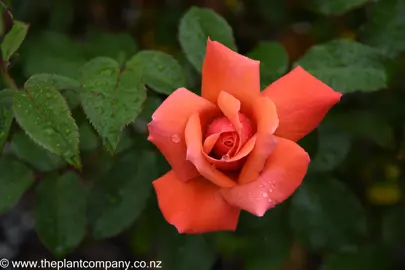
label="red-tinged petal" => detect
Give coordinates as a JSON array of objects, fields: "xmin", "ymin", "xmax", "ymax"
[
  {"xmin": 202, "ymin": 39, "xmax": 260, "ymax": 114},
  {"xmin": 153, "ymin": 171, "xmax": 240, "ymax": 234},
  {"xmin": 147, "ymin": 88, "xmax": 219, "ymax": 182},
  {"xmin": 238, "ymin": 97, "xmax": 279, "ymax": 184},
  {"xmin": 220, "ymin": 137, "xmax": 310, "ymax": 216},
  {"xmin": 262, "ymin": 66, "xmax": 342, "ymax": 142},
  {"xmin": 185, "ymin": 113, "xmax": 236, "ymax": 188}
]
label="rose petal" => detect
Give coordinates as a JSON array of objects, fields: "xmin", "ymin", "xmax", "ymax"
[
  {"xmin": 147, "ymin": 88, "xmax": 219, "ymax": 182},
  {"xmin": 203, "ymin": 135, "xmax": 256, "ymax": 171},
  {"xmin": 262, "ymin": 66, "xmax": 342, "ymax": 142},
  {"xmin": 220, "ymin": 136, "xmax": 310, "ymax": 216},
  {"xmin": 202, "ymin": 39, "xmax": 260, "ymax": 114},
  {"xmin": 185, "ymin": 113, "xmax": 236, "ymax": 188},
  {"xmin": 153, "ymin": 171, "xmax": 240, "ymax": 234},
  {"xmin": 238, "ymin": 97, "xmax": 279, "ymax": 184}
]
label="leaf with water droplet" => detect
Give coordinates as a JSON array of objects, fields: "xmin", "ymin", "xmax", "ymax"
[
  {"xmin": 79, "ymin": 57, "xmax": 146, "ymax": 154},
  {"xmin": 0, "ymin": 156, "xmax": 35, "ymax": 213},
  {"xmin": 127, "ymin": 50, "xmax": 187, "ymax": 95},
  {"xmin": 35, "ymin": 172, "xmax": 86, "ymax": 257},
  {"xmin": 0, "ymin": 89, "xmax": 14, "ymax": 153},
  {"xmin": 11, "ymin": 131, "xmax": 66, "ymax": 172},
  {"xmin": 12, "ymin": 83, "xmax": 81, "ymax": 168},
  {"xmin": 1, "ymin": 20, "xmax": 29, "ymax": 62},
  {"xmin": 88, "ymin": 149, "xmax": 158, "ymax": 239}
]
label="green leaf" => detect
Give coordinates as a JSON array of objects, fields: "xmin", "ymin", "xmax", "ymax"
[
  {"xmin": 310, "ymin": 123, "xmax": 351, "ymax": 172},
  {"xmin": 11, "ymin": 131, "xmax": 65, "ymax": 172},
  {"xmin": 88, "ymin": 149, "xmax": 158, "ymax": 239},
  {"xmin": 12, "ymin": 83, "xmax": 81, "ymax": 168},
  {"xmin": 0, "ymin": 156, "xmax": 34, "ymax": 212},
  {"xmin": 179, "ymin": 7, "xmax": 237, "ymax": 72},
  {"xmin": 79, "ymin": 122, "xmax": 99, "ymax": 152},
  {"xmin": 128, "ymin": 50, "xmax": 187, "ymax": 95},
  {"xmin": 79, "ymin": 57, "xmax": 146, "ymax": 154},
  {"xmin": 1, "ymin": 20, "xmax": 29, "ymax": 62},
  {"xmin": 321, "ymin": 245, "xmax": 394, "ymax": 270},
  {"xmin": 360, "ymin": 0, "xmax": 405, "ymax": 57},
  {"xmin": 0, "ymin": 89, "xmax": 14, "ymax": 152},
  {"xmin": 158, "ymin": 234, "xmax": 216, "ymax": 270},
  {"xmin": 247, "ymin": 42, "xmax": 289, "ymax": 89},
  {"xmin": 238, "ymin": 208, "xmax": 292, "ymax": 270},
  {"xmin": 329, "ymin": 110, "xmax": 395, "ymax": 149},
  {"xmin": 306, "ymin": 0, "xmax": 368, "ymax": 16},
  {"xmin": 289, "ymin": 177, "xmax": 368, "ymax": 252},
  {"xmin": 20, "ymin": 32, "xmax": 87, "ymax": 78},
  {"xmin": 84, "ymin": 29, "xmax": 137, "ymax": 62},
  {"xmin": 25, "ymin": 74, "xmax": 82, "ymax": 110},
  {"xmin": 35, "ymin": 172, "xmax": 87, "ymax": 257},
  {"xmin": 295, "ymin": 39, "xmax": 391, "ymax": 93}
]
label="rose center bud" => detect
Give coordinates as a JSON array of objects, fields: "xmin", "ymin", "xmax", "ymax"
[{"xmin": 205, "ymin": 113, "xmax": 255, "ymax": 159}]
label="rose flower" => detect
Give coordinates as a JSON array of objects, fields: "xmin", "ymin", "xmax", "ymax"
[{"xmin": 147, "ymin": 39, "xmax": 342, "ymax": 234}]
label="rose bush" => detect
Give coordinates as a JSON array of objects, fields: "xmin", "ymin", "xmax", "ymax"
[{"xmin": 148, "ymin": 38, "xmax": 342, "ymax": 234}]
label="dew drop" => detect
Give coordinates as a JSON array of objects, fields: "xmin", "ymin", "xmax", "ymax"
[
  {"xmin": 65, "ymin": 129, "xmax": 71, "ymax": 134},
  {"xmin": 262, "ymin": 192, "xmax": 268, "ymax": 198},
  {"xmin": 221, "ymin": 154, "xmax": 230, "ymax": 161},
  {"xmin": 171, "ymin": 134, "xmax": 181, "ymax": 143}
]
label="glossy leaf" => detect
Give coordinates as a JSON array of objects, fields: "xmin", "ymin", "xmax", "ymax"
[
  {"xmin": 11, "ymin": 131, "xmax": 65, "ymax": 172},
  {"xmin": 289, "ymin": 177, "xmax": 368, "ymax": 252},
  {"xmin": 88, "ymin": 150, "xmax": 158, "ymax": 239},
  {"xmin": 247, "ymin": 41, "xmax": 289, "ymax": 89},
  {"xmin": 0, "ymin": 88, "xmax": 14, "ymax": 152},
  {"xmin": 179, "ymin": 7, "xmax": 237, "ymax": 72},
  {"xmin": 1, "ymin": 20, "xmax": 29, "ymax": 62},
  {"xmin": 361, "ymin": 0, "xmax": 405, "ymax": 57},
  {"xmin": 12, "ymin": 83, "xmax": 81, "ymax": 168},
  {"xmin": 310, "ymin": 123, "xmax": 351, "ymax": 172},
  {"xmin": 25, "ymin": 74, "xmax": 81, "ymax": 91},
  {"xmin": 128, "ymin": 50, "xmax": 187, "ymax": 95},
  {"xmin": 307, "ymin": 0, "xmax": 368, "ymax": 16},
  {"xmin": 295, "ymin": 39, "xmax": 391, "ymax": 93},
  {"xmin": 35, "ymin": 172, "xmax": 87, "ymax": 257},
  {"xmin": 0, "ymin": 157, "xmax": 34, "ymax": 212},
  {"xmin": 79, "ymin": 57, "xmax": 146, "ymax": 154}
]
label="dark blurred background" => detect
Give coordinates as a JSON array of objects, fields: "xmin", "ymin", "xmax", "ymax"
[{"xmin": 1, "ymin": 0, "xmax": 405, "ymax": 269}]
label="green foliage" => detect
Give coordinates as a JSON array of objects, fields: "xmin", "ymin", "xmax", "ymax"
[
  {"xmin": 0, "ymin": 88, "xmax": 13, "ymax": 152},
  {"xmin": 11, "ymin": 131, "xmax": 65, "ymax": 172},
  {"xmin": 179, "ymin": 7, "xmax": 237, "ymax": 72},
  {"xmin": 290, "ymin": 177, "xmax": 368, "ymax": 252},
  {"xmin": 295, "ymin": 39, "xmax": 391, "ymax": 93},
  {"xmin": 307, "ymin": 0, "xmax": 369, "ymax": 15},
  {"xmin": 35, "ymin": 172, "xmax": 87, "ymax": 257},
  {"xmin": 129, "ymin": 50, "xmax": 187, "ymax": 95},
  {"xmin": 310, "ymin": 123, "xmax": 351, "ymax": 172},
  {"xmin": 1, "ymin": 20, "xmax": 28, "ymax": 62},
  {"xmin": 0, "ymin": 156, "xmax": 34, "ymax": 212},
  {"xmin": 247, "ymin": 41, "xmax": 289, "ymax": 89},
  {"xmin": 79, "ymin": 57, "xmax": 146, "ymax": 154},
  {"xmin": 360, "ymin": 0, "xmax": 405, "ymax": 57},
  {"xmin": 12, "ymin": 80, "xmax": 81, "ymax": 168},
  {"xmin": 88, "ymin": 149, "xmax": 158, "ymax": 239}
]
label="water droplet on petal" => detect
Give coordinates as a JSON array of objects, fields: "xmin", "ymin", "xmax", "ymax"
[
  {"xmin": 221, "ymin": 154, "xmax": 230, "ymax": 160},
  {"xmin": 262, "ymin": 192, "xmax": 268, "ymax": 198},
  {"xmin": 171, "ymin": 134, "xmax": 181, "ymax": 143}
]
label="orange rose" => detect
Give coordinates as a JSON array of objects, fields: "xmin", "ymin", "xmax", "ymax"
[{"xmin": 148, "ymin": 39, "xmax": 342, "ymax": 234}]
